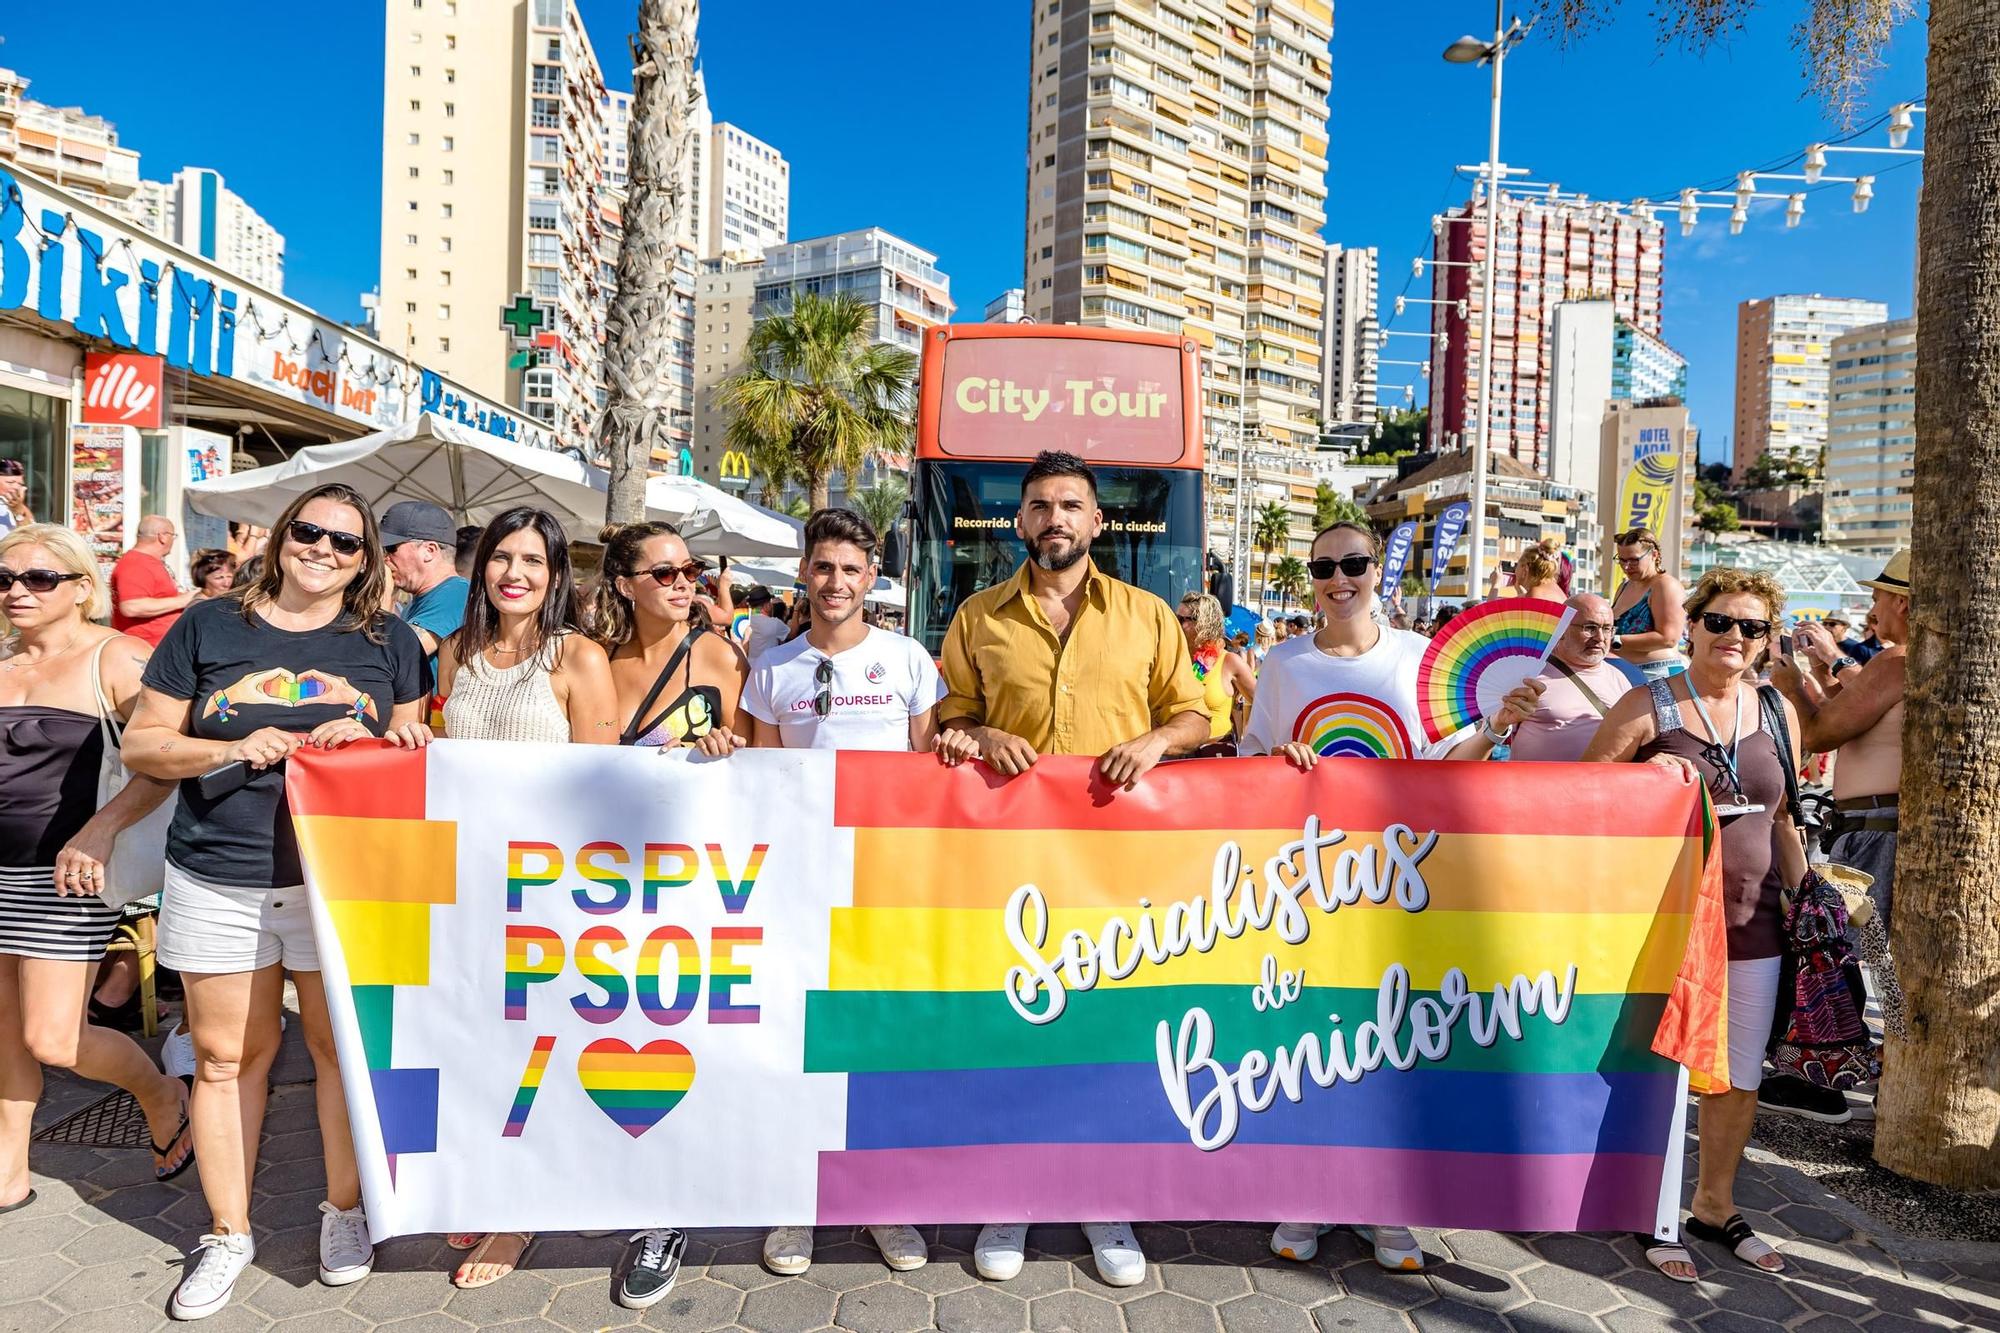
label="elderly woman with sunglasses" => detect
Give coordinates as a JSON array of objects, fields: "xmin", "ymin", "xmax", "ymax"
[
  {"xmin": 1583, "ymin": 567, "xmax": 1807, "ymax": 1284},
  {"xmin": 0, "ymin": 525, "xmax": 191, "ymax": 1216},
  {"xmin": 590, "ymin": 522, "xmax": 749, "ymax": 749},
  {"xmin": 122, "ymin": 483, "xmax": 433, "ymax": 1321}
]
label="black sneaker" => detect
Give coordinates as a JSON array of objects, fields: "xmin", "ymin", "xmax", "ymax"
[
  {"xmin": 1757, "ymin": 1074, "xmax": 1853, "ymax": 1123},
  {"xmin": 615, "ymin": 1227, "xmax": 686, "ymax": 1309}
]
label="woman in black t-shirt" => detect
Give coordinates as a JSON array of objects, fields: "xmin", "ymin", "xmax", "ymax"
[{"xmin": 124, "ymin": 483, "xmax": 429, "ymax": 1321}]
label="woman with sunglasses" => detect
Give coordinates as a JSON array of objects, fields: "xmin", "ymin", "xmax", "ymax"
[
  {"xmin": 1243, "ymin": 521, "xmax": 1493, "ymax": 1276},
  {"xmin": 122, "ymin": 483, "xmax": 432, "ymax": 1321},
  {"xmin": 1609, "ymin": 526, "xmax": 1688, "ymax": 681},
  {"xmin": 591, "ymin": 523, "xmax": 749, "ymax": 750},
  {"xmin": 1177, "ymin": 592, "xmax": 1254, "ymax": 746},
  {"xmin": 431, "ymin": 506, "xmax": 618, "ymax": 1290},
  {"xmin": 1583, "ymin": 567, "xmax": 1807, "ymax": 1283},
  {"xmin": 0, "ymin": 525, "xmax": 192, "ymax": 1214}
]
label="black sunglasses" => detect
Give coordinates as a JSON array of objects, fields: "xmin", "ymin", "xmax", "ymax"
[
  {"xmin": 287, "ymin": 520, "xmax": 366, "ymax": 557},
  {"xmin": 634, "ymin": 560, "xmax": 706, "ymax": 587},
  {"xmin": 1698, "ymin": 612, "xmax": 1772, "ymax": 640},
  {"xmin": 1176, "ymin": 611, "xmax": 1198, "ymax": 624},
  {"xmin": 1307, "ymin": 554, "xmax": 1376, "ymax": 580},
  {"xmin": 813, "ymin": 657, "xmax": 834, "ymax": 718},
  {"xmin": 0, "ymin": 568, "xmax": 85, "ymax": 594}
]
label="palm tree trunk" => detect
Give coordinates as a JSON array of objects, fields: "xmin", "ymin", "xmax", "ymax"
[
  {"xmin": 1875, "ymin": 0, "xmax": 2000, "ymax": 1190},
  {"xmin": 809, "ymin": 473, "xmax": 830, "ymax": 513},
  {"xmin": 597, "ymin": 0, "xmax": 699, "ymax": 526}
]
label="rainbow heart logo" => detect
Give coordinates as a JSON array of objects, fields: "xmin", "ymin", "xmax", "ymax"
[{"xmin": 576, "ymin": 1038, "xmax": 695, "ymax": 1138}]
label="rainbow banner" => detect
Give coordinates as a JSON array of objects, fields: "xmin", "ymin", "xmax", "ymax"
[{"xmin": 290, "ymin": 743, "xmax": 1727, "ymax": 1241}]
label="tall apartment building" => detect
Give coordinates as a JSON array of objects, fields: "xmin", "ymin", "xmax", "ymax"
[
  {"xmin": 708, "ymin": 123, "xmax": 789, "ymax": 259},
  {"xmin": 0, "ymin": 68, "xmax": 141, "ymax": 210},
  {"xmin": 1822, "ymin": 317, "xmax": 1916, "ymax": 557},
  {"xmin": 129, "ymin": 167, "xmax": 287, "ymax": 292},
  {"xmin": 1427, "ymin": 190, "xmax": 1665, "ymax": 474},
  {"xmin": 1023, "ymin": 0, "xmax": 1333, "ymax": 452},
  {"xmin": 1320, "ymin": 244, "xmax": 1378, "ymax": 426},
  {"xmin": 691, "ymin": 258, "xmax": 763, "ymax": 484},
  {"xmin": 377, "ymin": 0, "xmax": 609, "ymax": 450},
  {"xmin": 1731, "ymin": 293, "xmax": 1890, "ymax": 482},
  {"xmin": 984, "ymin": 288, "xmax": 1028, "ymax": 322}
]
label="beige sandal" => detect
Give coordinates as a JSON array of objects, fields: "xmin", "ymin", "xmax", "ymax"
[
  {"xmin": 445, "ymin": 1233, "xmax": 482, "ymax": 1251},
  {"xmin": 451, "ymin": 1231, "xmax": 533, "ymax": 1288}
]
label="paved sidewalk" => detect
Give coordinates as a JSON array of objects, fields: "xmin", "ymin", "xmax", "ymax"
[{"xmin": 5, "ymin": 1038, "xmax": 1996, "ymax": 1332}]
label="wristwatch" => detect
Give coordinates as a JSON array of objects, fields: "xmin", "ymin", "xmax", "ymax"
[
  {"xmin": 1829, "ymin": 654, "xmax": 1861, "ymax": 674},
  {"xmin": 1480, "ymin": 718, "xmax": 1515, "ymax": 744}
]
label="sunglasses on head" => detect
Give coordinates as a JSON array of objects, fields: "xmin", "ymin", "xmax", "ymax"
[
  {"xmin": 1698, "ymin": 612, "xmax": 1772, "ymax": 639},
  {"xmin": 1307, "ymin": 554, "xmax": 1375, "ymax": 580},
  {"xmin": 633, "ymin": 560, "xmax": 706, "ymax": 587},
  {"xmin": 813, "ymin": 657, "xmax": 834, "ymax": 718},
  {"xmin": 0, "ymin": 568, "xmax": 84, "ymax": 594},
  {"xmin": 286, "ymin": 520, "xmax": 366, "ymax": 557}
]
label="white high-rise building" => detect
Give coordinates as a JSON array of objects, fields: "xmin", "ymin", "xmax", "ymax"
[
  {"xmin": 1731, "ymin": 293, "xmax": 1890, "ymax": 482},
  {"xmin": 706, "ymin": 122, "xmax": 788, "ymax": 260},
  {"xmin": 0, "ymin": 68, "xmax": 141, "ymax": 209},
  {"xmin": 130, "ymin": 167, "xmax": 286, "ymax": 293},
  {"xmin": 1320, "ymin": 245, "xmax": 1378, "ymax": 427},
  {"xmin": 1822, "ymin": 317, "xmax": 1916, "ymax": 557}
]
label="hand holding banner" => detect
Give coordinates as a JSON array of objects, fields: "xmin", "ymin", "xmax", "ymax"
[{"xmin": 291, "ymin": 744, "xmax": 1726, "ymax": 1241}]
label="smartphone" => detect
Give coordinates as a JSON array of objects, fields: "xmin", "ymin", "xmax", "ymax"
[
  {"xmin": 1780, "ymin": 633, "xmax": 1795, "ymax": 658},
  {"xmin": 197, "ymin": 760, "xmax": 255, "ymax": 801}
]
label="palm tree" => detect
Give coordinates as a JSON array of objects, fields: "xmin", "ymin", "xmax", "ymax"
[
  {"xmin": 1252, "ymin": 501, "xmax": 1290, "ymax": 608},
  {"xmin": 850, "ymin": 475, "xmax": 909, "ymax": 538},
  {"xmin": 717, "ymin": 293, "xmax": 917, "ymax": 512},
  {"xmin": 1271, "ymin": 555, "xmax": 1308, "ymax": 612},
  {"xmin": 1558, "ymin": 0, "xmax": 2000, "ymax": 1191},
  {"xmin": 597, "ymin": 0, "xmax": 700, "ymax": 525},
  {"xmin": 1314, "ymin": 481, "xmax": 1370, "ymax": 532}
]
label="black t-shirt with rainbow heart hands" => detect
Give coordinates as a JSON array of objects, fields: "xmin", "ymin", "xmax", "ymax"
[{"xmin": 142, "ymin": 596, "xmax": 427, "ymax": 888}]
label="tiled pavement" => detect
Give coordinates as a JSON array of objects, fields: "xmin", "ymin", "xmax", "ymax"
[{"xmin": 5, "ymin": 1039, "xmax": 1997, "ymax": 1332}]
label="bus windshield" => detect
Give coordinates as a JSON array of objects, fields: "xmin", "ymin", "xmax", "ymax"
[{"xmin": 909, "ymin": 460, "xmax": 1205, "ymax": 655}]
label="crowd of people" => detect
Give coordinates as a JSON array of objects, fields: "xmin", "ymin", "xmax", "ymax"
[{"xmin": 0, "ymin": 449, "xmax": 1909, "ymax": 1320}]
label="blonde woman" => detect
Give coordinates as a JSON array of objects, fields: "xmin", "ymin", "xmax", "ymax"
[
  {"xmin": 0, "ymin": 525, "xmax": 189, "ymax": 1214},
  {"xmin": 1177, "ymin": 592, "xmax": 1255, "ymax": 743},
  {"xmin": 1506, "ymin": 537, "xmax": 1567, "ymax": 601}
]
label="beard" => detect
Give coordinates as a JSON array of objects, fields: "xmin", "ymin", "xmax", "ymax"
[{"xmin": 1028, "ymin": 532, "xmax": 1088, "ymax": 572}]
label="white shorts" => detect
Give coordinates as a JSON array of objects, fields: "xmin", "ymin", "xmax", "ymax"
[
  {"xmin": 1726, "ymin": 956, "xmax": 1783, "ymax": 1092},
  {"xmin": 157, "ymin": 860, "xmax": 319, "ymax": 974}
]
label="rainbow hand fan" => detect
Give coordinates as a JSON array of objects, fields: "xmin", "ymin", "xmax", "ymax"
[
  {"xmin": 1415, "ymin": 597, "xmax": 1575, "ymax": 743},
  {"xmin": 729, "ymin": 608, "xmax": 752, "ymax": 644}
]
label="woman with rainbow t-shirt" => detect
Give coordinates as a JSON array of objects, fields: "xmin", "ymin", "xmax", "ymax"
[{"xmin": 1236, "ymin": 519, "xmax": 1495, "ymax": 1273}]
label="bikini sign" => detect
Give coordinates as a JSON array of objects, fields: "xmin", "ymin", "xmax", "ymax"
[{"xmin": 292, "ymin": 745, "xmax": 1726, "ymax": 1241}]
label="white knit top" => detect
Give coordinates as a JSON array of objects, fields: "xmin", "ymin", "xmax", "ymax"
[{"xmin": 443, "ymin": 635, "xmax": 572, "ymax": 743}]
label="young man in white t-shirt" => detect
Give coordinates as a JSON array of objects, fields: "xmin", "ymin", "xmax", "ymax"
[{"xmin": 697, "ymin": 508, "xmax": 975, "ymax": 1278}]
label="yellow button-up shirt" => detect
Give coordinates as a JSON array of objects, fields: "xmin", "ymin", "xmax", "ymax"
[{"xmin": 938, "ymin": 560, "xmax": 1207, "ymax": 756}]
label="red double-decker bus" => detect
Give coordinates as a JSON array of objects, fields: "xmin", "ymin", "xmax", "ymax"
[{"xmin": 907, "ymin": 324, "xmax": 1206, "ymax": 654}]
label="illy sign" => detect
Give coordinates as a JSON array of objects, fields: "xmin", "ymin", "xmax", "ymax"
[{"xmin": 81, "ymin": 352, "xmax": 166, "ymax": 429}]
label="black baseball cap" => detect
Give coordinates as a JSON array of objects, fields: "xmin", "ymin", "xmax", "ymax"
[{"xmin": 380, "ymin": 500, "xmax": 457, "ymax": 548}]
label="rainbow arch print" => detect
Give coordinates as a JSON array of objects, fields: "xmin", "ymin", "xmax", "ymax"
[{"xmin": 1292, "ymin": 692, "xmax": 1414, "ymax": 760}]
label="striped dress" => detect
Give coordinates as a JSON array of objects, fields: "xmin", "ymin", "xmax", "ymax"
[{"xmin": 0, "ymin": 706, "xmax": 122, "ymax": 960}]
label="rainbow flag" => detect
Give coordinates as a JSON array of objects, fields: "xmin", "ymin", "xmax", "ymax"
[{"xmin": 807, "ymin": 753, "xmax": 1726, "ymax": 1231}]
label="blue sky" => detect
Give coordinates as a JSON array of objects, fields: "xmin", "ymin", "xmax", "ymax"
[{"xmin": 0, "ymin": 3, "xmax": 1926, "ymax": 466}]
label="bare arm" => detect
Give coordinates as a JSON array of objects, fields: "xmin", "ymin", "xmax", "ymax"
[
  {"xmin": 1788, "ymin": 648, "xmax": 1903, "ymax": 754},
  {"xmin": 554, "ymin": 636, "xmax": 622, "ymax": 745},
  {"xmin": 122, "ymin": 688, "xmax": 239, "ymax": 779},
  {"xmin": 1581, "ymin": 687, "xmax": 1660, "ymax": 765},
  {"xmin": 117, "ymin": 590, "xmax": 193, "ymax": 619},
  {"xmin": 1615, "ymin": 577, "xmax": 1686, "ymax": 654},
  {"xmin": 907, "ymin": 705, "xmax": 939, "ymax": 753}
]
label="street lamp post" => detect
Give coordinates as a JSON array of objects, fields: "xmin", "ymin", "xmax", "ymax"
[{"xmin": 1444, "ymin": 3, "xmax": 1527, "ymax": 601}]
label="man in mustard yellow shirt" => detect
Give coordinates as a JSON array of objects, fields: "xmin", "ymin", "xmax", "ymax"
[{"xmin": 939, "ymin": 450, "xmax": 1208, "ymax": 1288}]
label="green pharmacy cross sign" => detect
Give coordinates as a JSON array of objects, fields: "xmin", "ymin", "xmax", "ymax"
[{"xmin": 500, "ymin": 295, "xmax": 547, "ymax": 340}]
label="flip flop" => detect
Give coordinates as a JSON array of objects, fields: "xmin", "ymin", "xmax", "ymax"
[
  {"xmin": 0, "ymin": 1190, "xmax": 35, "ymax": 1214},
  {"xmin": 451, "ymin": 1231, "xmax": 533, "ymax": 1289},
  {"xmin": 1636, "ymin": 1232, "xmax": 1698, "ymax": 1283},
  {"xmin": 1685, "ymin": 1212, "xmax": 1785, "ymax": 1273},
  {"xmin": 151, "ymin": 1091, "xmax": 196, "ymax": 1183}
]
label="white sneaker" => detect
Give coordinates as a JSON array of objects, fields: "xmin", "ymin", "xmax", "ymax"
[
  {"xmin": 868, "ymin": 1224, "xmax": 928, "ymax": 1271},
  {"xmin": 1271, "ymin": 1222, "xmax": 1328, "ymax": 1262},
  {"xmin": 1356, "ymin": 1224, "xmax": 1424, "ymax": 1271},
  {"xmin": 162, "ymin": 1021, "xmax": 197, "ymax": 1082},
  {"xmin": 317, "ymin": 1201, "xmax": 374, "ymax": 1286},
  {"xmin": 763, "ymin": 1225, "xmax": 814, "ymax": 1275},
  {"xmin": 974, "ymin": 1223, "xmax": 1027, "ymax": 1281},
  {"xmin": 1083, "ymin": 1221, "xmax": 1146, "ymax": 1287},
  {"xmin": 169, "ymin": 1232, "xmax": 255, "ymax": 1320}
]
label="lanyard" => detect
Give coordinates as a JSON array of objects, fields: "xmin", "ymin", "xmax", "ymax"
[
  {"xmin": 1684, "ymin": 684, "xmax": 1745, "ymax": 799},
  {"xmin": 1551, "ymin": 659, "xmax": 1613, "ymax": 717}
]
